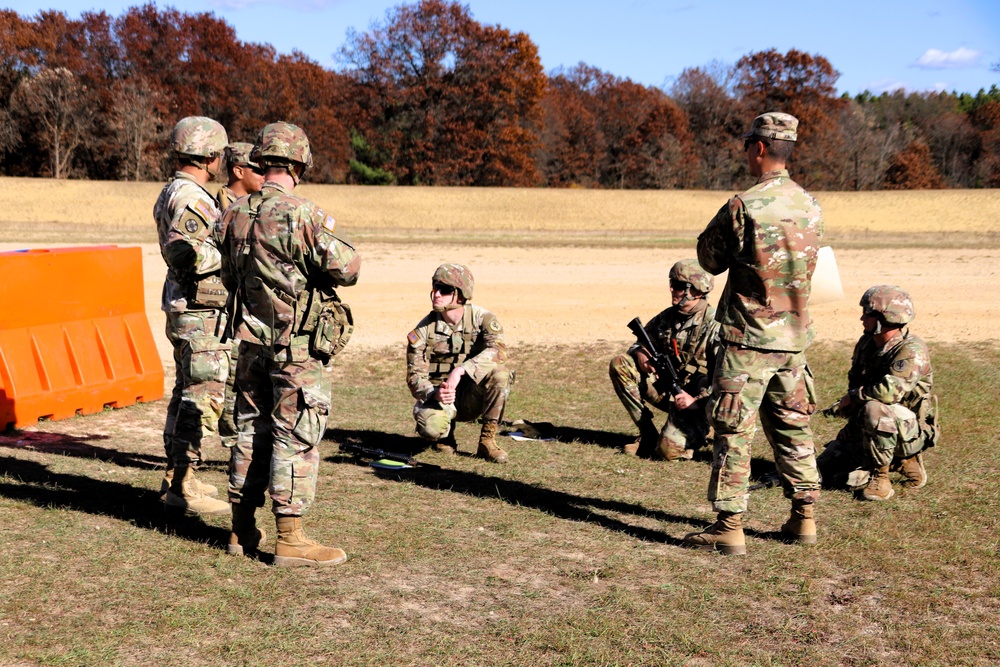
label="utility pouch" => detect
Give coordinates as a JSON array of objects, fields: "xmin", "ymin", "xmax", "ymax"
[
  {"xmin": 310, "ymin": 300, "xmax": 354, "ymax": 360},
  {"xmin": 191, "ymin": 273, "xmax": 228, "ymax": 308}
]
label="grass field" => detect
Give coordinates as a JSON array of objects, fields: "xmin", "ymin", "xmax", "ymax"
[
  {"xmin": 1, "ymin": 341, "xmax": 998, "ymax": 666},
  {"xmin": 1, "ymin": 179, "xmax": 999, "ymax": 665}
]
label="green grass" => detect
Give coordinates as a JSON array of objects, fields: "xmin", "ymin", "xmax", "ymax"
[{"xmin": 1, "ymin": 341, "xmax": 998, "ymax": 666}]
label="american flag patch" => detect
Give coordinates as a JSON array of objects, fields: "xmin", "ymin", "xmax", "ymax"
[
  {"xmin": 407, "ymin": 330, "xmax": 419, "ymax": 345},
  {"xmin": 192, "ymin": 200, "xmax": 215, "ymax": 221},
  {"xmin": 323, "ymin": 215, "xmax": 336, "ymax": 232}
]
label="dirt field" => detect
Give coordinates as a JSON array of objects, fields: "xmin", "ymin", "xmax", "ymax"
[{"xmin": 2, "ymin": 242, "xmax": 996, "ymax": 371}]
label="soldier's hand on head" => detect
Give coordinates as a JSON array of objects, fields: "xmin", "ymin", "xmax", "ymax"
[{"xmin": 674, "ymin": 390, "xmax": 697, "ymax": 410}]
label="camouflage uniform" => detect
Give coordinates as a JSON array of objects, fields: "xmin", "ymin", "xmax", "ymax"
[
  {"xmin": 610, "ymin": 298, "xmax": 720, "ymax": 459},
  {"xmin": 213, "ymin": 142, "xmax": 260, "ymax": 449},
  {"xmin": 696, "ymin": 117, "xmax": 823, "ymax": 516},
  {"xmin": 818, "ymin": 287, "xmax": 938, "ymax": 490},
  {"xmin": 219, "ymin": 181, "xmax": 359, "ymax": 517},
  {"xmin": 154, "ymin": 141, "xmax": 231, "ymax": 468},
  {"xmin": 407, "ymin": 304, "xmax": 511, "ymax": 440}
]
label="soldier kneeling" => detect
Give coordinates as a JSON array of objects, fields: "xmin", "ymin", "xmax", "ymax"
[
  {"xmin": 818, "ymin": 285, "xmax": 940, "ymax": 501},
  {"xmin": 609, "ymin": 259, "xmax": 720, "ymax": 461},
  {"xmin": 406, "ymin": 264, "xmax": 513, "ymax": 463}
]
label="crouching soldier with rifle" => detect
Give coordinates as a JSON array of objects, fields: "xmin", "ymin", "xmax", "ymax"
[
  {"xmin": 610, "ymin": 259, "xmax": 720, "ymax": 461},
  {"xmin": 818, "ymin": 285, "xmax": 939, "ymax": 501},
  {"xmin": 406, "ymin": 264, "xmax": 513, "ymax": 463}
]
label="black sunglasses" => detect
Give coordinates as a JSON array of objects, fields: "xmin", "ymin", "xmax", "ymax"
[
  {"xmin": 433, "ymin": 284, "xmax": 456, "ymax": 295},
  {"xmin": 670, "ymin": 280, "xmax": 691, "ymax": 292}
]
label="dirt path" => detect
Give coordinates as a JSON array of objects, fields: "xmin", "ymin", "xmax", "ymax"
[{"xmin": 4, "ymin": 242, "xmax": 993, "ymax": 368}]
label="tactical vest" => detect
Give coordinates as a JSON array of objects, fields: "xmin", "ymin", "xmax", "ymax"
[
  {"xmin": 226, "ymin": 192, "xmax": 353, "ymax": 357},
  {"xmin": 674, "ymin": 308, "xmax": 711, "ymax": 382},
  {"xmin": 426, "ymin": 308, "xmax": 477, "ymax": 384}
]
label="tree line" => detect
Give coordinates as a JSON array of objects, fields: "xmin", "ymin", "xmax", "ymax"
[{"xmin": 2, "ymin": 1, "xmax": 998, "ymax": 190}]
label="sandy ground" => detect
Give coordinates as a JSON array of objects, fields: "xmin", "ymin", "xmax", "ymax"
[
  {"xmin": 131, "ymin": 243, "xmax": 997, "ymax": 364},
  {"xmin": 3, "ymin": 242, "xmax": 995, "ymax": 370}
]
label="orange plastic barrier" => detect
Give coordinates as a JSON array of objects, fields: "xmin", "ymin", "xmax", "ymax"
[{"xmin": 0, "ymin": 246, "xmax": 164, "ymax": 430}]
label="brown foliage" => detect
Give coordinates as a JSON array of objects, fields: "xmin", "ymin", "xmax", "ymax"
[
  {"xmin": 341, "ymin": 0, "xmax": 545, "ymax": 186},
  {"xmin": 883, "ymin": 140, "xmax": 946, "ymax": 189}
]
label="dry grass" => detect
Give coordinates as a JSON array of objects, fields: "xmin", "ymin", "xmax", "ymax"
[
  {"xmin": 1, "ymin": 177, "xmax": 997, "ymax": 241},
  {"xmin": 1, "ymin": 341, "xmax": 998, "ymax": 666}
]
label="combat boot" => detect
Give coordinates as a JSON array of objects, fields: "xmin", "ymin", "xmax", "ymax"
[
  {"xmin": 780, "ymin": 499, "xmax": 817, "ymax": 544},
  {"xmin": 227, "ymin": 503, "xmax": 266, "ymax": 558},
  {"xmin": 163, "ymin": 466, "xmax": 231, "ymax": 517},
  {"xmin": 682, "ymin": 512, "xmax": 747, "ymax": 556},
  {"xmin": 654, "ymin": 433, "xmax": 693, "ymax": 462},
  {"xmin": 435, "ymin": 423, "xmax": 458, "ymax": 455},
  {"xmin": 898, "ymin": 453, "xmax": 927, "ymax": 489},
  {"xmin": 861, "ymin": 465, "xmax": 894, "ymax": 501},
  {"xmin": 476, "ymin": 420, "xmax": 508, "ymax": 463},
  {"xmin": 623, "ymin": 417, "xmax": 658, "ymax": 457},
  {"xmin": 159, "ymin": 467, "xmax": 218, "ymax": 501},
  {"xmin": 274, "ymin": 516, "xmax": 347, "ymax": 567}
]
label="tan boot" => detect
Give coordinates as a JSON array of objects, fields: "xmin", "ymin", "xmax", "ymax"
[
  {"xmin": 780, "ymin": 499, "xmax": 817, "ymax": 544},
  {"xmin": 898, "ymin": 453, "xmax": 927, "ymax": 489},
  {"xmin": 160, "ymin": 467, "xmax": 219, "ymax": 500},
  {"xmin": 434, "ymin": 425, "xmax": 458, "ymax": 455},
  {"xmin": 623, "ymin": 418, "xmax": 658, "ymax": 457},
  {"xmin": 476, "ymin": 420, "xmax": 508, "ymax": 463},
  {"xmin": 274, "ymin": 516, "xmax": 347, "ymax": 567},
  {"xmin": 682, "ymin": 512, "xmax": 747, "ymax": 555},
  {"xmin": 163, "ymin": 466, "xmax": 231, "ymax": 517},
  {"xmin": 861, "ymin": 465, "xmax": 895, "ymax": 501},
  {"xmin": 227, "ymin": 504, "xmax": 266, "ymax": 557}
]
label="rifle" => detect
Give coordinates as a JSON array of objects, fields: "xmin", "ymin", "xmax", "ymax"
[
  {"xmin": 748, "ymin": 470, "xmax": 781, "ymax": 492},
  {"xmin": 338, "ymin": 441, "xmax": 441, "ymax": 470},
  {"xmin": 627, "ymin": 317, "xmax": 682, "ymax": 396}
]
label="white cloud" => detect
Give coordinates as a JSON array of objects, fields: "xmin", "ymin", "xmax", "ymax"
[
  {"xmin": 913, "ymin": 47, "xmax": 983, "ymax": 69},
  {"xmin": 860, "ymin": 79, "xmax": 909, "ymax": 94}
]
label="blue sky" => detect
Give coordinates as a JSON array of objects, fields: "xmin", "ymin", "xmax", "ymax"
[{"xmin": 9, "ymin": 0, "xmax": 1000, "ymax": 95}]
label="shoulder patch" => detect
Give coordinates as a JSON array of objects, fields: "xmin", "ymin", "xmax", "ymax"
[
  {"xmin": 488, "ymin": 318, "xmax": 502, "ymax": 333},
  {"xmin": 184, "ymin": 218, "xmax": 200, "ymax": 233},
  {"xmin": 191, "ymin": 199, "xmax": 215, "ymax": 222},
  {"xmin": 891, "ymin": 359, "xmax": 911, "ymax": 373},
  {"xmin": 323, "ymin": 215, "xmax": 336, "ymax": 233},
  {"xmin": 407, "ymin": 330, "xmax": 420, "ymax": 345}
]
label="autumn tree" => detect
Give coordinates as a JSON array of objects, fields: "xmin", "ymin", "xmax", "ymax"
[
  {"xmin": 110, "ymin": 76, "xmax": 164, "ymax": 180},
  {"xmin": 539, "ymin": 64, "xmax": 695, "ymax": 189},
  {"xmin": 340, "ymin": 0, "xmax": 545, "ymax": 186},
  {"xmin": 11, "ymin": 67, "xmax": 95, "ymax": 177},
  {"xmin": 734, "ymin": 49, "xmax": 846, "ymax": 189},
  {"xmin": 883, "ymin": 140, "xmax": 945, "ymax": 189},
  {"xmin": 670, "ymin": 63, "xmax": 746, "ymax": 189}
]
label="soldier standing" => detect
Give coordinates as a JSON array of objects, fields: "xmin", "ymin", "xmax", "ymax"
[
  {"xmin": 216, "ymin": 142, "xmax": 264, "ymax": 212},
  {"xmin": 683, "ymin": 112, "xmax": 823, "ymax": 555},
  {"xmin": 214, "ymin": 143, "xmax": 265, "ymax": 450},
  {"xmin": 406, "ymin": 264, "xmax": 513, "ymax": 463},
  {"xmin": 154, "ymin": 116, "xmax": 232, "ymax": 517},
  {"xmin": 609, "ymin": 259, "xmax": 720, "ymax": 461},
  {"xmin": 818, "ymin": 286, "xmax": 938, "ymax": 500},
  {"xmin": 219, "ymin": 122, "xmax": 360, "ymax": 567}
]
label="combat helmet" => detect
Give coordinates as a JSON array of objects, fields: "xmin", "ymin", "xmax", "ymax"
[
  {"xmin": 860, "ymin": 285, "xmax": 915, "ymax": 330},
  {"xmin": 223, "ymin": 142, "xmax": 259, "ymax": 170},
  {"xmin": 432, "ymin": 263, "xmax": 474, "ymax": 303},
  {"xmin": 171, "ymin": 116, "xmax": 228, "ymax": 162},
  {"xmin": 669, "ymin": 259, "xmax": 714, "ymax": 295},
  {"xmin": 251, "ymin": 121, "xmax": 313, "ymax": 182}
]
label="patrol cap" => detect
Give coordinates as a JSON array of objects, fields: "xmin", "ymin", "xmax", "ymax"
[
  {"xmin": 742, "ymin": 112, "xmax": 798, "ymax": 142},
  {"xmin": 224, "ymin": 142, "xmax": 259, "ymax": 168}
]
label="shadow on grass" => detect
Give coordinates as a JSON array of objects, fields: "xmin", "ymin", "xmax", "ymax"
[
  {"xmin": 0, "ymin": 430, "xmax": 229, "ymax": 473},
  {"xmin": 0, "ymin": 455, "xmax": 230, "ymax": 548},
  {"xmin": 327, "ymin": 428, "xmax": 704, "ymax": 547}
]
